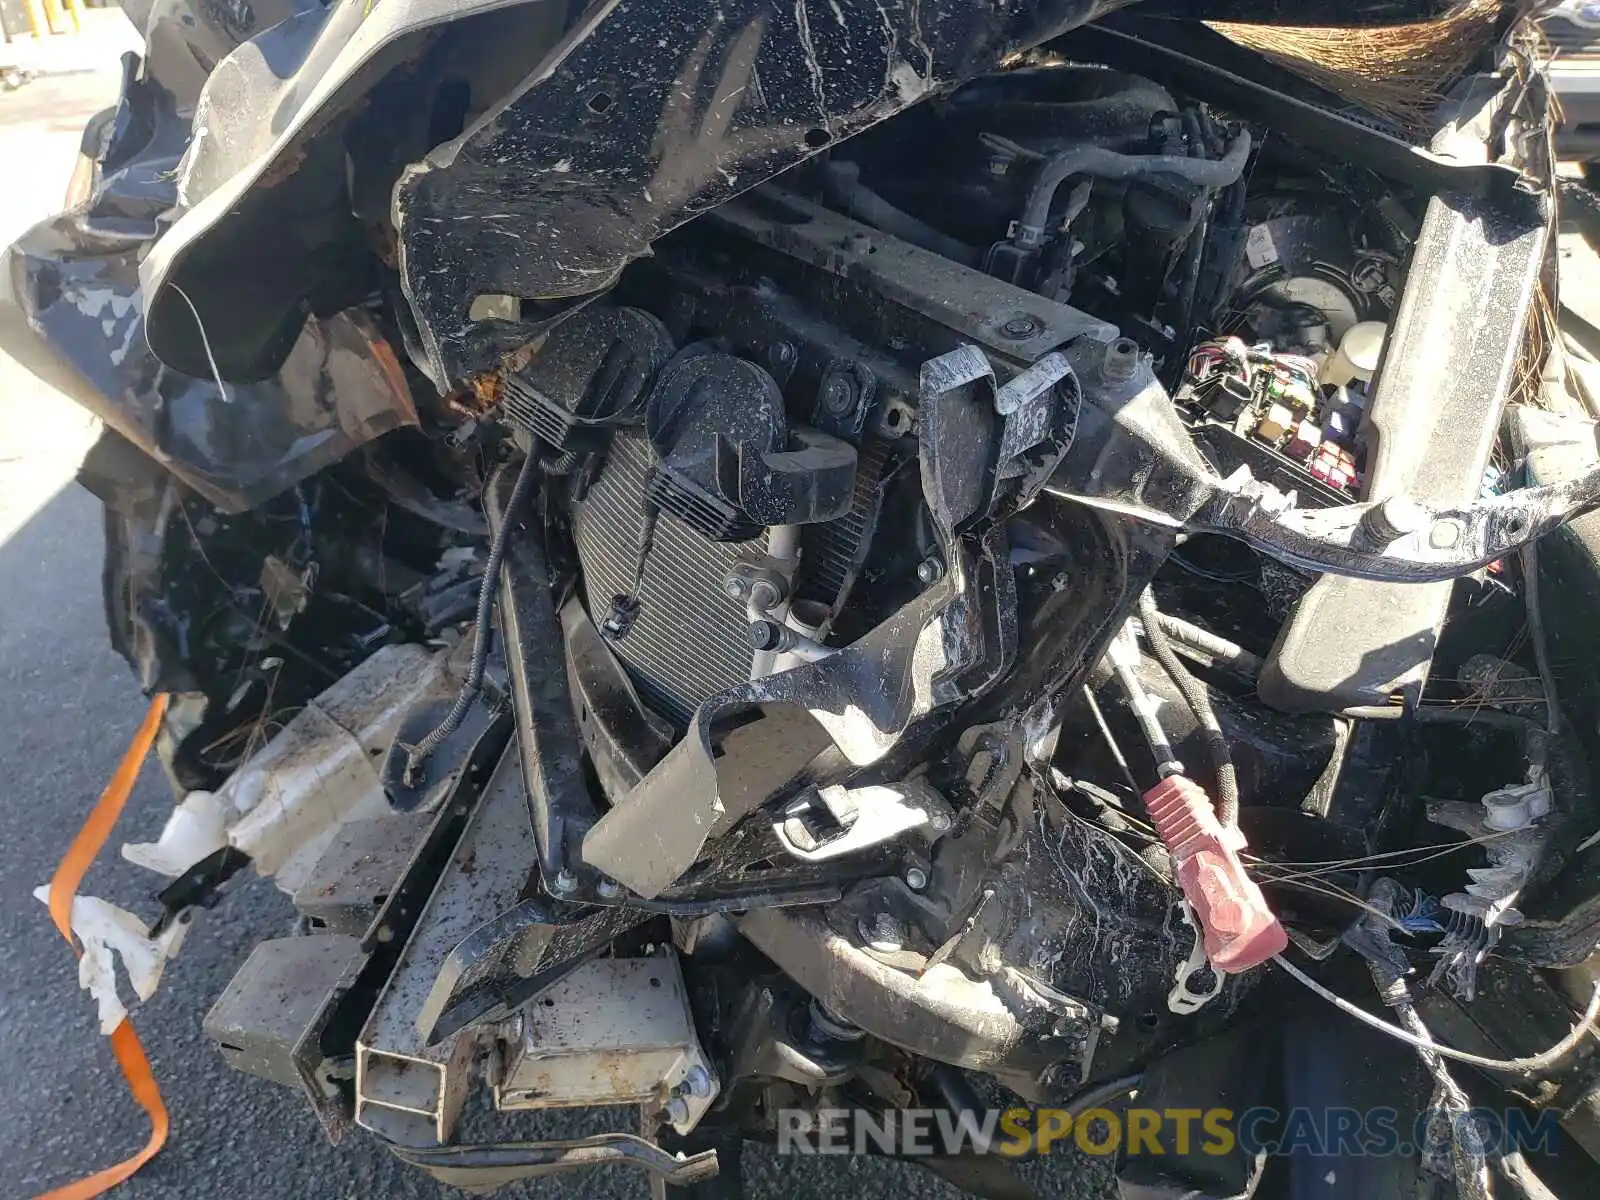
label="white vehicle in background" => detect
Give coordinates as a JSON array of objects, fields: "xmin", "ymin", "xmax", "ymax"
[{"xmin": 1545, "ymin": 0, "xmax": 1600, "ymax": 167}]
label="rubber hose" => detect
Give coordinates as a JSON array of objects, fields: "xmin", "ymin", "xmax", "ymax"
[
  {"xmin": 1017, "ymin": 129, "xmax": 1252, "ymax": 248},
  {"xmin": 821, "ymin": 161, "xmax": 980, "ymax": 266},
  {"xmin": 1138, "ymin": 589, "xmax": 1240, "ymax": 826},
  {"xmin": 402, "ymin": 446, "xmax": 540, "ymax": 784},
  {"xmin": 1150, "ymin": 612, "xmax": 1263, "ymax": 680}
]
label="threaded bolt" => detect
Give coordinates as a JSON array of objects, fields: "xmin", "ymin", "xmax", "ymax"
[
  {"xmin": 1362, "ymin": 495, "xmax": 1427, "ymax": 545},
  {"xmin": 747, "ymin": 619, "xmax": 786, "ymax": 651}
]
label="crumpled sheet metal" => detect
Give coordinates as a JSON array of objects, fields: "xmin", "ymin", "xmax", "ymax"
[
  {"xmin": 126, "ymin": 0, "xmax": 1123, "ymax": 386},
  {"xmin": 393, "ymin": 0, "xmax": 1124, "ymax": 386},
  {"xmin": 32, "ymin": 888, "xmax": 190, "ymax": 1034},
  {"xmin": 133, "ymin": 0, "xmax": 572, "ymax": 383}
]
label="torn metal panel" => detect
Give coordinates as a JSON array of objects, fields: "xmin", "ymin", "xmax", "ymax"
[
  {"xmin": 133, "ymin": 0, "xmax": 573, "ymax": 382},
  {"xmin": 123, "ymin": 0, "xmax": 1132, "ymax": 387},
  {"xmin": 0, "ymin": 169, "xmax": 419, "ymax": 512},
  {"xmin": 126, "ymin": 0, "xmax": 327, "ymax": 115}
]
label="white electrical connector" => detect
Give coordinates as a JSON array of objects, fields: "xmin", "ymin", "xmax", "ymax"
[{"xmin": 1481, "ymin": 777, "xmax": 1553, "ymax": 831}]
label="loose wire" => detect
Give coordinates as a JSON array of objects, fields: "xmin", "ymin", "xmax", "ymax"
[
  {"xmin": 1274, "ymin": 954, "xmax": 1600, "ymax": 1076},
  {"xmin": 401, "ymin": 446, "xmax": 540, "ymax": 785}
]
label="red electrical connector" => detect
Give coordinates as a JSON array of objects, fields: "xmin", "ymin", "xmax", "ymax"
[{"xmin": 1144, "ymin": 774, "xmax": 1287, "ymax": 973}]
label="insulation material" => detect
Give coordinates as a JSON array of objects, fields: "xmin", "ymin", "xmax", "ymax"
[{"xmin": 1211, "ymin": 0, "xmax": 1519, "ymax": 135}]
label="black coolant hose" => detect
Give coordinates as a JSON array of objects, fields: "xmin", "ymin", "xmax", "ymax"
[
  {"xmin": 1014, "ymin": 129, "xmax": 1253, "ymax": 249},
  {"xmin": 401, "ymin": 447, "xmax": 540, "ymax": 785},
  {"xmin": 820, "ymin": 160, "xmax": 981, "ymax": 266},
  {"xmin": 1145, "ymin": 612, "xmax": 1263, "ymax": 681},
  {"xmin": 1137, "ymin": 589, "xmax": 1240, "ymax": 827}
]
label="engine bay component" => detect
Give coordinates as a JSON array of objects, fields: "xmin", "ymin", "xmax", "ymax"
[
  {"xmin": 497, "ymin": 305, "xmax": 675, "ymax": 454},
  {"xmin": 11, "ymin": 2, "xmax": 1600, "ymax": 1198},
  {"xmin": 1260, "ymin": 183, "xmax": 1547, "ymax": 711},
  {"xmin": 645, "ymin": 351, "xmax": 859, "ymax": 539},
  {"xmin": 1144, "ymin": 774, "xmax": 1287, "ymax": 973},
  {"xmin": 492, "ymin": 957, "xmax": 719, "ymax": 1134}
]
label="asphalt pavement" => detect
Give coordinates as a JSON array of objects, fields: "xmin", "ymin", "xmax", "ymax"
[{"xmin": 0, "ymin": 35, "xmax": 1106, "ymax": 1200}]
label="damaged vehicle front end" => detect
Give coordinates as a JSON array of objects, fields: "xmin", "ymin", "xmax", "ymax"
[{"xmin": 12, "ymin": 0, "xmax": 1600, "ymax": 1195}]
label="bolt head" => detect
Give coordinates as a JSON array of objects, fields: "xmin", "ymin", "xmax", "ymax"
[
  {"xmin": 664, "ymin": 1096, "xmax": 692, "ymax": 1124},
  {"xmin": 747, "ymin": 619, "xmax": 784, "ymax": 652},
  {"xmin": 552, "ymin": 868, "xmax": 579, "ymax": 894},
  {"xmin": 905, "ymin": 867, "xmax": 928, "ymax": 891},
  {"xmin": 930, "ymin": 812, "xmax": 951, "ymax": 833},
  {"xmin": 916, "ymin": 557, "xmax": 942, "ymax": 585},
  {"xmin": 683, "ymin": 1065, "xmax": 713, "ymax": 1098},
  {"xmin": 1000, "ymin": 314, "xmax": 1044, "ymax": 340},
  {"xmin": 597, "ymin": 878, "xmax": 623, "ymax": 899},
  {"xmin": 1429, "ymin": 519, "xmax": 1463, "ymax": 549},
  {"xmin": 723, "ymin": 577, "xmax": 747, "ymax": 599},
  {"xmin": 820, "ymin": 373, "xmax": 858, "ymax": 416}
]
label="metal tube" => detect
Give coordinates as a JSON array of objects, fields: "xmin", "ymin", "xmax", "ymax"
[{"xmin": 749, "ymin": 524, "xmax": 802, "ymax": 679}]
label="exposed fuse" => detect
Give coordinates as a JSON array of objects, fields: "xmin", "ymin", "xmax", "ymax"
[
  {"xmin": 1309, "ymin": 441, "xmax": 1358, "ymax": 491},
  {"xmin": 1286, "ymin": 419, "xmax": 1322, "ymax": 460}
]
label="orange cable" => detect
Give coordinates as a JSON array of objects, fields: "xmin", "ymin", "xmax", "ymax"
[{"xmin": 37, "ymin": 693, "xmax": 171, "ymax": 1199}]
